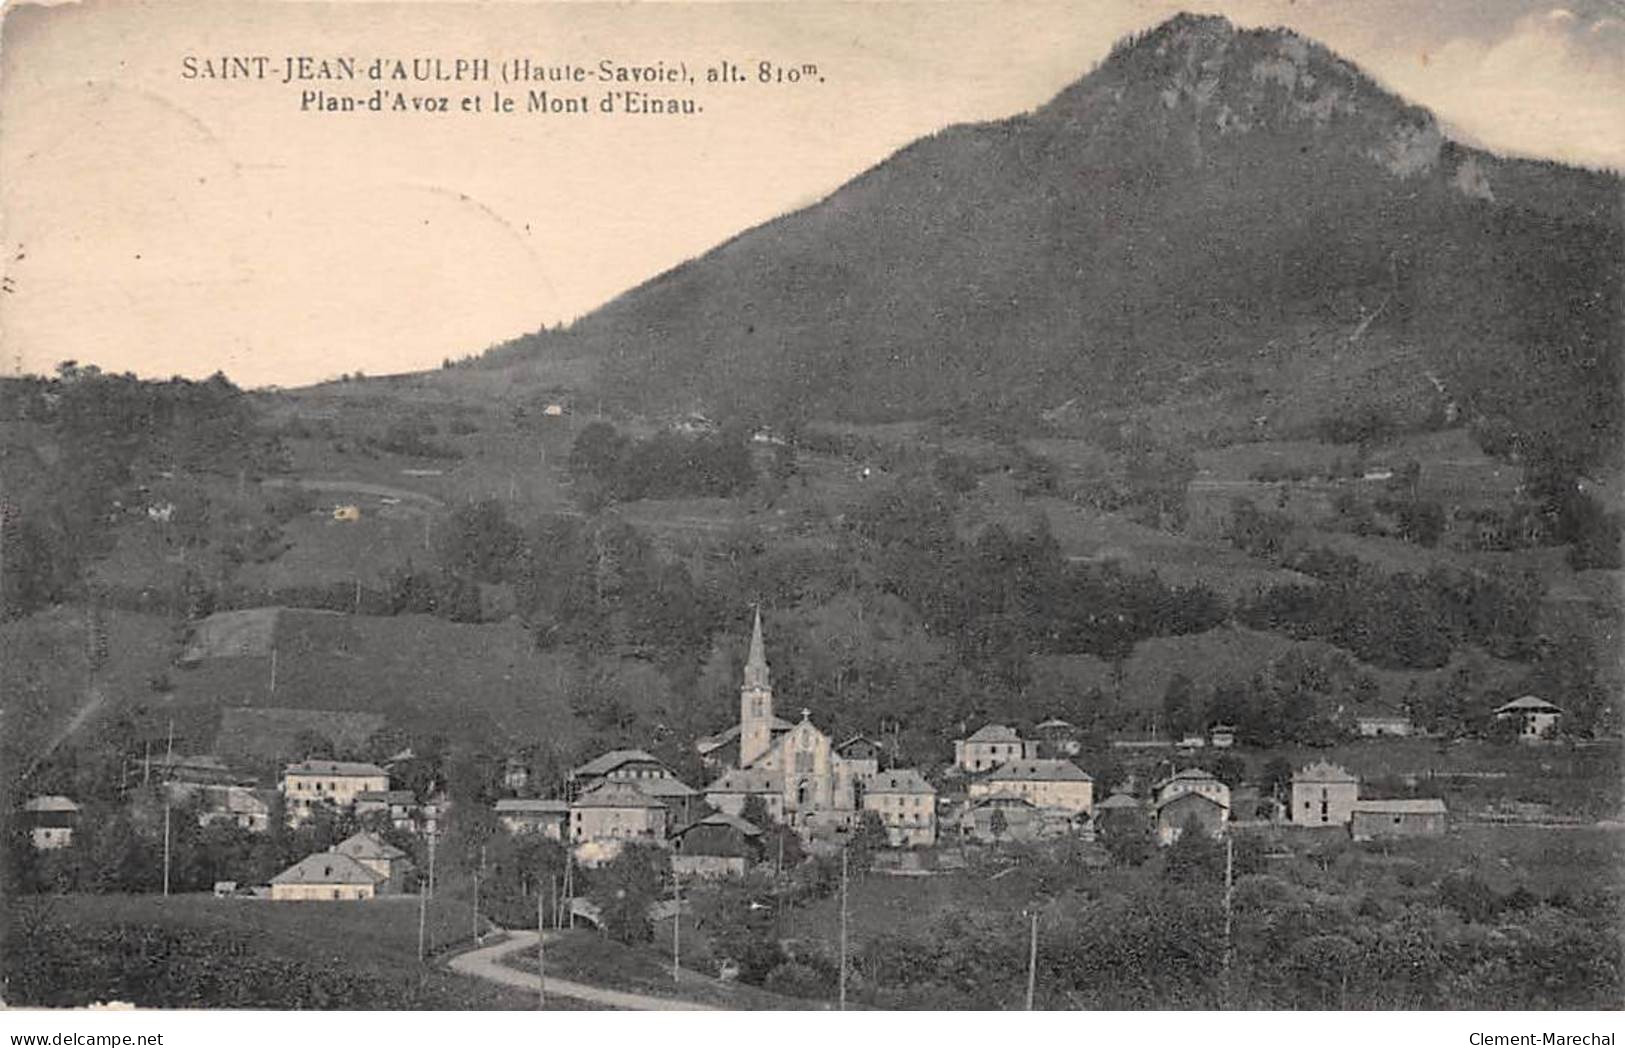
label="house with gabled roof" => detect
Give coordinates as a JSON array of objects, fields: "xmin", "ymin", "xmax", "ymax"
[
  {"xmin": 1349, "ymin": 798, "xmax": 1448, "ymax": 840},
  {"xmin": 21, "ymin": 796, "xmax": 79, "ymax": 851},
  {"xmin": 863, "ymin": 769, "xmax": 938, "ymax": 847},
  {"xmin": 334, "ymin": 831, "xmax": 414, "ymax": 893},
  {"xmin": 953, "ymin": 724, "xmax": 1032, "ymax": 773},
  {"xmin": 1156, "ymin": 790, "xmax": 1227, "ymax": 845},
  {"xmin": 968, "ymin": 759, "xmax": 1094, "ymax": 815},
  {"xmin": 269, "ymin": 850, "xmax": 386, "ymax": 901},
  {"xmin": 703, "ymin": 767, "xmax": 785, "ymax": 823},
  {"xmin": 1291, "ymin": 761, "xmax": 1359, "ymax": 826},
  {"xmin": 495, "ymin": 797, "xmax": 568, "ymax": 839},
  {"xmin": 569, "ymin": 781, "xmax": 670, "ymax": 863},
  {"xmin": 569, "ymin": 749, "xmax": 672, "ymax": 793},
  {"xmin": 1494, "ymin": 695, "xmax": 1562, "ymax": 743},
  {"xmin": 280, "ymin": 760, "xmax": 390, "ymax": 824},
  {"xmin": 1154, "ymin": 767, "xmax": 1231, "ymax": 813},
  {"xmin": 672, "ymin": 812, "xmax": 764, "ymax": 878}
]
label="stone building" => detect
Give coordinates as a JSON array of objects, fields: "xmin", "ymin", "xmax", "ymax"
[{"xmin": 1291, "ymin": 761, "xmax": 1360, "ymax": 826}]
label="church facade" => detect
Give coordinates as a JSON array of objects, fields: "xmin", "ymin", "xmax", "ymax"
[{"xmin": 703, "ymin": 609, "xmax": 869, "ymax": 837}]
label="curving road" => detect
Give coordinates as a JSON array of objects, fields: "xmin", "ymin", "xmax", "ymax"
[{"xmin": 448, "ymin": 930, "xmax": 716, "ymax": 1011}]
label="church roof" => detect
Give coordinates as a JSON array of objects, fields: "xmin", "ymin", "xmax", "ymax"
[{"xmin": 703, "ymin": 769, "xmax": 783, "ymax": 794}]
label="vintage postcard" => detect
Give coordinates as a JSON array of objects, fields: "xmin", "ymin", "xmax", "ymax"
[{"xmin": 1, "ymin": 0, "xmax": 1621, "ymax": 1026}]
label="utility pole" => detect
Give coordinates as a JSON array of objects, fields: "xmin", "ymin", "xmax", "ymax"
[
  {"xmin": 838, "ymin": 845, "xmax": 849, "ymax": 1011},
  {"xmin": 162, "ymin": 800, "xmax": 172, "ymax": 897},
  {"xmin": 1221, "ymin": 834, "xmax": 1235, "ymax": 1010},
  {"xmin": 473, "ymin": 847, "xmax": 482, "ymax": 945},
  {"xmin": 269, "ymin": 645, "xmax": 278, "ymax": 695},
  {"xmin": 671, "ymin": 859, "xmax": 681, "ymax": 984},
  {"xmin": 537, "ymin": 888, "xmax": 547, "ymax": 1009},
  {"xmin": 417, "ymin": 874, "xmax": 428, "ymax": 961},
  {"xmin": 564, "ymin": 847, "xmax": 575, "ymax": 929},
  {"xmin": 1025, "ymin": 910, "xmax": 1038, "ymax": 1010},
  {"xmin": 427, "ymin": 828, "xmax": 437, "ymax": 900}
]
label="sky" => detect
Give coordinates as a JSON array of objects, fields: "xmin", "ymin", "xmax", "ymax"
[{"xmin": 1, "ymin": 0, "xmax": 1620, "ymax": 389}]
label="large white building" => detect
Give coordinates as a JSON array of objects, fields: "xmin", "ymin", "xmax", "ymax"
[{"xmin": 280, "ymin": 760, "xmax": 390, "ymax": 824}]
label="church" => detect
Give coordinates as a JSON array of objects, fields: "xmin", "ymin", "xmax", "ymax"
[{"xmin": 701, "ymin": 609, "xmax": 874, "ymax": 837}]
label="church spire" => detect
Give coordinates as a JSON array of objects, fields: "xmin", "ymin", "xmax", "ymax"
[{"xmin": 744, "ymin": 605, "xmax": 770, "ymax": 692}]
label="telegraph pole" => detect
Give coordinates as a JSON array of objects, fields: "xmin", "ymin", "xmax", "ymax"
[
  {"xmin": 162, "ymin": 800, "xmax": 172, "ymax": 897},
  {"xmin": 537, "ymin": 888, "xmax": 547, "ymax": 1009},
  {"xmin": 1221, "ymin": 834, "xmax": 1235, "ymax": 1009},
  {"xmin": 1025, "ymin": 911, "xmax": 1038, "ymax": 1010},
  {"xmin": 671, "ymin": 859, "xmax": 681, "ymax": 984},
  {"xmin": 838, "ymin": 845, "xmax": 849, "ymax": 1011},
  {"xmin": 417, "ymin": 874, "xmax": 428, "ymax": 961}
]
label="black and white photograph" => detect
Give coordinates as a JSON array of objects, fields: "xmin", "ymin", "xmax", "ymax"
[{"xmin": 0, "ymin": 0, "xmax": 1621, "ymax": 1029}]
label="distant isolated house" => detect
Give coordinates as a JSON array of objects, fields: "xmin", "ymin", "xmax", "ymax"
[
  {"xmin": 495, "ymin": 798, "xmax": 568, "ymax": 839},
  {"xmin": 1154, "ymin": 768, "xmax": 1231, "ymax": 814},
  {"xmin": 280, "ymin": 760, "xmax": 390, "ymax": 824},
  {"xmin": 1495, "ymin": 696, "xmax": 1562, "ymax": 742},
  {"xmin": 1349, "ymin": 799, "xmax": 1448, "ymax": 841},
  {"xmin": 1291, "ymin": 761, "xmax": 1360, "ymax": 826},
  {"xmin": 1356, "ymin": 711, "xmax": 1413, "ymax": 738},
  {"xmin": 863, "ymin": 769, "xmax": 938, "ymax": 847},
  {"xmin": 503, "ymin": 758, "xmax": 531, "ymax": 793},
  {"xmin": 270, "ymin": 851, "xmax": 385, "ymax": 901},
  {"xmin": 969, "ymin": 759, "xmax": 1094, "ymax": 816},
  {"xmin": 22, "ymin": 796, "xmax": 80, "ymax": 850},
  {"xmin": 334, "ymin": 831, "xmax": 414, "ymax": 893},
  {"xmin": 671, "ymin": 812, "xmax": 764, "ymax": 878},
  {"xmin": 1156, "ymin": 791, "xmax": 1227, "ymax": 845},
  {"xmin": 1209, "ymin": 725, "xmax": 1237, "ymax": 749},
  {"xmin": 954, "ymin": 725, "xmax": 1032, "ymax": 773}
]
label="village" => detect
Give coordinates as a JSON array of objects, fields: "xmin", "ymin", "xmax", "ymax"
[{"xmin": 18, "ymin": 608, "xmax": 1570, "ymax": 907}]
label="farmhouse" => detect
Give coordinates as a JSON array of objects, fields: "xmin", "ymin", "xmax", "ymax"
[
  {"xmin": 166, "ymin": 782, "xmax": 272, "ymax": 832},
  {"xmin": 281, "ymin": 760, "xmax": 390, "ymax": 824},
  {"xmin": 1094, "ymin": 792, "xmax": 1149, "ymax": 834},
  {"xmin": 269, "ymin": 851, "xmax": 385, "ymax": 901},
  {"xmin": 334, "ymin": 832, "xmax": 415, "ymax": 893},
  {"xmin": 21, "ymin": 796, "xmax": 80, "ymax": 850},
  {"xmin": 495, "ymin": 797, "xmax": 568, "ymax": 838},
  {"xmin": 355, "ymin": 789, "xmax": 419, "ymax": 831},
  {"xmin": 1031, "ymin": 718, "xmax": 1082, "ymax": 757},
  {"xmin": 671, "ymin": 812, "xmax": 764, "ymax": 878},
  {"xmin": 704, "ymin": 768, "xmax": 785, "ymax": 823},
  {"xmin": 1356, "ymin": 711, "xmax": 1414, "ymax": 737},
  {"xmin": 959, "ymin": 795, "xmax": 1053, "ymax": 843},
  {"xmin": 969, "ymin": 759, "xmax": 1094, "ymax": 815},
  {"xmin": 1209, "ymin": 724, "xmax": 1237, "ymax": 749},
  {"xmin": 632, "ymin": 775, "xmax": 702, "ymax": 827},
  {"xmin": 1495, "ymin": 696, "xmax": 1562, "ymax": 742},
  {"xmin": 1291, "ymin": 761, "xmax": 1360, "ymax": 826},
  {"xmin": 954, "ymin": 724, "xmax": 1032, "ymax": 772},
  {"xmin": 1349, "ymin": 798, "xmax": 1449, "ymax": 840},
  {"xmin": 570, "ymin": 748, "xmax": 673, "ymax": 794},
  {"xmin": 570, "ymin": 781, "xmax": 670, "ymax": 854},
  {"xmin": 863, "ymin": 769, "xmax": 938, "ymax": 847},
  {"xmin": 1156, "ymin": 790, "xmax": 1227, "ymax": 845},
  {"xmin": 1154, "ymin": 768, "xmax": 1231, "ymax": 813}
]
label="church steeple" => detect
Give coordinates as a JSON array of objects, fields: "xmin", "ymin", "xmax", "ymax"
[
  {"xmin": 744, "ymin": 605, "xmax": 770, "ymax": 692},
  {"xmin": 739, "ymin": 605, "xmax": 775, "ymax": 768}
]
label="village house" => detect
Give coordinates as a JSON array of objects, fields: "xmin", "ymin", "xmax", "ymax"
[
  {"xmin": 834, "ymin": 735, "xmax": 885, "ymax": 777},
  {"xmin": 671, "ymin": 812, "xmax": 764, "ymax": 878},
  {"xmin": 165, "ymin": 782, "xmax": 272, "ymax": 833},
  {"xmin": 269, "ymin": 851, "xmax": 385, "ymax": 901},
  {"xmin": 1291, "ymin": 761, "xmax": 1360, "ymax": 826},
  {"xmin": 863, "ymin": 769, "xmax": 938, "ymax": 847},
  {"xmin": 1209, "ymin": 724, "xmax": 1237, "ymax": 749},
  {"xmin": 968, "ymin": 759, "xmax": 1094, "ymax": 816},
  {"xmin": 958, "ymin": 795, "xmax": 1066, "ymax": 844},
  {"xmin": 495, "ymin": 798, "xmax": 569, "ymax": 839},
  {"xmin": 569, "ymin": 781, "xmax": 670, "ymax": 862},
  {"xmin": 1155, "ymin": 790, "xmax": 1227, "ymax": 845},
  {"xmin": 354, "ymin": 789, "xmax": 419, "ymax": 831},
  {"xmin": 280, "ymin": 760, "xmax": 390, "ymax": 824},
  {"xmin": 21, "ymin": 796, "xmax": 79, "ymax": 850},
  {"xmin": 1154, "ymin": 768, "xmax": 1231, "ymax": 813},
  {"xmin": 633, "ymin": 776, "xmax": 702, "ymax": 827},
  {"xmin": 502, "ymin": 758, "xmax": 531, "ymax": 793},
  {"xmin": 569, "ymin": 749, "xmax": 674, "ymax": 795},
  {"xmin": 334, "ymin": 831, "xmax": 414, "ymax": 893},
  {"xmin": 953, "ymin": 724, "xmax": 1032, "ymax": 773},
  {"xmin": 1495, "ymin": 696, "xmax": 1563, "ymax": 742},
  {"xmin": 1349, "ymin": 798, "xmax": 1449, "ymax": 841},
  {"xmin": 1094, "ymin": 792, "xmax": 1149, "ymax": 835},
  {"xmin": 704, "ymin": 768, "xmax": 786, "ymax": 824},
  {"xmin": 1356, "ymin": 711, "xmax": 1413, "ymax": 737},
  {"xmin": 1031, "ymin": 718, "xmax": 1082, "ymax": 758}
]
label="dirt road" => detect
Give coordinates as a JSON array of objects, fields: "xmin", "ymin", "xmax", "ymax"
[{"xmin": 447, "ymin": 930, "xmax": 716, "ymax": 1011}]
